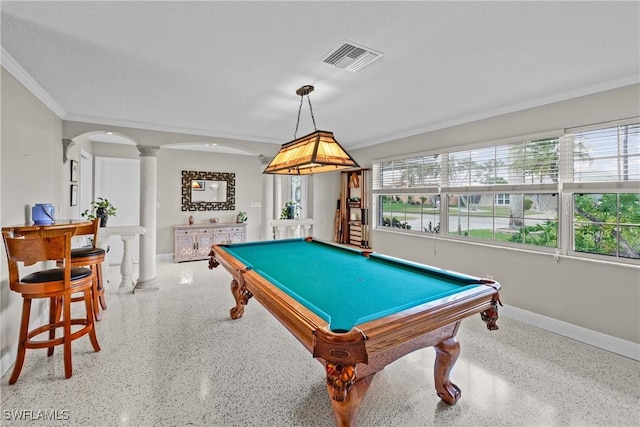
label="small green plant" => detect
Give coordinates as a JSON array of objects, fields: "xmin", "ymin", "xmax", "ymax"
[
  {"xmin": 236, "ymin": 211, "xmax": 248, "ymax": 223},
  {"xmin": 280, "ymin": 202, "xmax": 301, "ymax": 219},
  {"xmin": 81, "ymin": 197, "xmax": 117, "ymax": 220}
]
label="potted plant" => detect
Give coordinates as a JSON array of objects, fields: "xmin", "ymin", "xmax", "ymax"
[
  {"xmin": 236, "ymin": 211, "xmax": 247, "ymax": 223},
  {"xmin": 280, "ymin": 202, "xmax": 301, "ymax": 220},
  {"xmin": 81, "ymin": 197, "xmax": 117, "ymax": 227}
]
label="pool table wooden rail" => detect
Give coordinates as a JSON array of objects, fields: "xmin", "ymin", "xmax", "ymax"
[{"xmin": 209, "ymin": 241, "xmax": 501, "ymax": 427}]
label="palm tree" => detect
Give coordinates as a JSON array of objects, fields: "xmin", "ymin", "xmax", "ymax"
[{"xmin": 508, "ymin": 137, "xmax": 591, "ymax": 226}]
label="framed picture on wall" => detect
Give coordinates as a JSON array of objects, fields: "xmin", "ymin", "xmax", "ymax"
[
  {"xmin": 70, "ymin": 184, "xmax": 78, "ymax": 206},
  {"xmin": 70, "ymin": 160, "xmax": 78, "ymax": 182}
]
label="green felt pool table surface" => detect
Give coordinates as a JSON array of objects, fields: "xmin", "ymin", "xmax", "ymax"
[{"xmin": 220, "ymin": 238, "xmax": 486, "ymax": 332}]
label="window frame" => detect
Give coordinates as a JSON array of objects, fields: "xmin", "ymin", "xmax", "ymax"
[{"xmin": 371, "ymin": 118, "xmax": 640, "ymax": 264}]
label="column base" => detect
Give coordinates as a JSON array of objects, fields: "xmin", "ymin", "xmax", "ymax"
[{"xmin": 134, "ymin": 278, "xmax": 159, "ymax": 293}]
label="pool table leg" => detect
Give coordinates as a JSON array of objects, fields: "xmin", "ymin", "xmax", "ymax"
[
  {"xmin": 229, "ymin": 278, "xmax": 252, "ymax": 320},
  {"xmin": 326, "ymin": 367, "xmax": 374, "ymax": 427},
  {"xmin": 433, "ymin": 337, "xmax": 461, "ymax": 405}
]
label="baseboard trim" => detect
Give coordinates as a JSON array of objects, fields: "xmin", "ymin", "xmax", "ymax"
[
  {"xmin": 156, "ymin": 253, "xmax": 173, "ymax": 263},
  {"xmin": 501, "ymin": 305, "xmax": 640, "ymax": 361}
]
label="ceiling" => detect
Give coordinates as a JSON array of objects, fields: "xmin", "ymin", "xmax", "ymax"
[{"xmin": 2, "ymin": 1, "xmax": 639, "ymax": 154}]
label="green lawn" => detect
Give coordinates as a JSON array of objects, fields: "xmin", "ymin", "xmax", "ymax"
[
  {"xmin": 449, "ymin": 228, "xmax": 515, "ymax": 241},
  {"xmin": 381, "ymin": 202, "xmax": 514, "ymax": 216}
]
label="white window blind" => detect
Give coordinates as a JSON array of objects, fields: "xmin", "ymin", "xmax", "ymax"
[
  {"xmin": 372, "ymin": 155, "xmax": 440, "ymax": 191},
  {"xmin": 445, "ymin": 138, "xmax": 560, "ymax": 190},
  {"xmin": 568, "ymin": 123, "xmax": 640, "ymax": 183}
]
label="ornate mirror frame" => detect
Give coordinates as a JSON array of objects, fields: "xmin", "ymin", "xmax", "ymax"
[{"xmin": 181, "ymin": 170, "xmax": 236, "ymax": 211}]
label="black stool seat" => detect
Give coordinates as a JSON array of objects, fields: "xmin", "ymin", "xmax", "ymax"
[
  {"xmin": 71, "ymin": 247, "xmax": 106, "ymax": 258},
  {"xmin": 22, "ymin": 267, "xmax": 92, "ymax": 283}
]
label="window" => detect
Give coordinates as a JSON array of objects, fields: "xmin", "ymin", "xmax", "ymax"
[
  {"xmin": 446, "ymin": 193, "xmax": 558, "ymax": 246},
  {"xmin": 443, "ymin": 137, "xmax": 560, "ymax": 248},
  {"xmin": 372, "ymin": 119, "xmax": 639, "ymax": 262},
  {"xmin": 378, "ymin": 194, "xmax": 440, "ymax": 233},
  {"xmin": 574, "ymin": 193, "xmax": 640, "ymax": 259},
  {"xmin": 566, "ymin": 122, "xmax": 640, "ymax": 259},
  {"xmin": 570, "ymin": 124, "xmax": 639, "ymax": 183},
  {"xmin": 275, "ymin": 175, "xmax": 309, "ymax": 218},
  {"xmin": 495, "ymin": 194, "xmax": 510, "ymax": 205}
]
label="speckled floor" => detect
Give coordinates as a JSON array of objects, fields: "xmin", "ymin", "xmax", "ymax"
[{"xmin": 1, "ymin": 260, "xmax": 639, "ymax": 427}]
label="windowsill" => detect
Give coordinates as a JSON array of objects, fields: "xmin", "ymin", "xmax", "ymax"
[{"xmin": 373, "ymin": 227, "xmax": 640, "ymax": 269}]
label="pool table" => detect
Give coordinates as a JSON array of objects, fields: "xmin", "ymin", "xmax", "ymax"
[{"xmin": 209, "ymin": 237, "xmax": 501, "ymax": 427}]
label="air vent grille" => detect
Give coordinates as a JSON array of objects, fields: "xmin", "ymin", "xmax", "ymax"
[{"xmin": 322, "ymin": 41, "xmax": 383, "ymax": 72}]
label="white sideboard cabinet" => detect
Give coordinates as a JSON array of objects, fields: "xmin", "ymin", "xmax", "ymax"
[{"xmin": 173, "ymin": 223, "xmax": 246, "ymax": 262}]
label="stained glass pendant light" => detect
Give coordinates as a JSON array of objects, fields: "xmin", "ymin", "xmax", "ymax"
[{"xmin": 263, "ymin": 85, "xmax": 359, "ymax": 175}]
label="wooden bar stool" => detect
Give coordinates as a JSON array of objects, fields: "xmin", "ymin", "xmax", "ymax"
[
  {"xmin": 68, "ymin": 219, "xmax": 107, "ymax": 321},
  {"xmin": 2, "ymin": 231, "xmax": 101, "ymax": 384}
]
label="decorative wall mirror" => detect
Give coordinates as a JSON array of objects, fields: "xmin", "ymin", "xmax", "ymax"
[{"xmin": 181, "ymin": 170, "xmax": 235, "ymax": 211}]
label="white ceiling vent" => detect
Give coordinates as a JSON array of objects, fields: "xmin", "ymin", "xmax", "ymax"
[{"xmin": 322, "ymin": 41, "xmax": 383, "ymax": 72}]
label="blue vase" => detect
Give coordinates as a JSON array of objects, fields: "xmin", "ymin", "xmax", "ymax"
[{"xmin": 32, "ymin": 203, "xmax": 55, "ymax": 225}]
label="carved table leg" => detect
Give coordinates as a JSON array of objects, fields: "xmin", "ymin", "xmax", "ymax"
[
  {"xmin": 325, "ymin": 362, "xmax": 373, "ymax": 427},
  {"xmin": 229, "ymin": 278, "xmax": 252, "ymax": 319},
  {"xmin": 434, "ymin": 337, "xmax": 461, "ymax": 405}
]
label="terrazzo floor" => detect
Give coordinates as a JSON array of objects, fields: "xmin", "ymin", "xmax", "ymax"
[{"xmin": 1, "ymin": 259, "xmax": 638, "ymax": 427}]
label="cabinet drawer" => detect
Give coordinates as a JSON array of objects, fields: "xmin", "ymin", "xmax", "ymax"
[
  {"xmin": 213, "ymin": 227, "xmax": 233, "ymax": 234},
  {"xmin": 178, "ymin": 229, "xmax": 200, "ymax": 236}
]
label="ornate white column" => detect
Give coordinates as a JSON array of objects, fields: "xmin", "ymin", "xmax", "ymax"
[
  {"xmin": 135, "ymin": 145, "xmax": 159, "ymax": 292},
  {"xmin": 259, "ymin": 155, "xmax": 274, "ymax": 240}
]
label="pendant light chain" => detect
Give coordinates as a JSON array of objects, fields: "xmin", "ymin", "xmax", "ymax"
[
  {"xmin": 294, "ymin": 94, "xmax": 304, "ymax": 140},
  {"xmin": 307, "ymin": 94, "xmax": 317, "ymax": 132},
  {"xmin": 293, "ymin": 92, "xmax": 318, "ymax": 139}
]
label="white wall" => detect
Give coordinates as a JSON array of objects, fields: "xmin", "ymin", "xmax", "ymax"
[
  {"xmin": 310, "ymin": 172, "xmax": 342, "ymax": 241},
  {"xmin": 0, "ymin": 68, "xmax": 67, "ymax": 375},
  {"xmin": 155, "ymin": 147, "xmax": 263, "ymax": 254},
  {"xmin": 95, "ymin": 156, "xmax": 141, "ymax": 264}
]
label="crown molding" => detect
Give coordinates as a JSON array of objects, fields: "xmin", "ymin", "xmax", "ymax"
[
  {"xmin": 63, "ymin": 112, "xmax": 281, "ymax": 145},
  {"xmin": 1, "ymin": 48, "xmax": 67, "ymax": 118}
]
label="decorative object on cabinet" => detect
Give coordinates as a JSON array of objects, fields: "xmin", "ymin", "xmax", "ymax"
[
  {"xmin": 173, "ymin": 223, "xmax": 246, "ymax": 262},
  {"xmin": 81, "ymin": 197, "xmax": 117, "ymax": 227},
  {"xmin": 263, "ymin": 85, "xmax": 359, "ymax": 175},
  {"xmin": 236, "ymin": 211, "xmax": 247, "ymax": 223},
  {"xmin": 337, "ymin": 168, "xmax": 370, "ymax": 248},
  {"xmin": 181, "ymin": 170, "xmax": 235, "ymax": 211}
]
